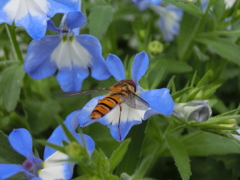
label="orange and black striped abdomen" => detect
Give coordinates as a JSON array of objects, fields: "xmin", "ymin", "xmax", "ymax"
[{"xmin": 90, "ymin": 95, "xmax": 121, "ymax": 119}]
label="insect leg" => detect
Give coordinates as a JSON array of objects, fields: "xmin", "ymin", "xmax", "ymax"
[{"xmin": 118, "ymin": 103, "xmax": 122, "ymax": 141}]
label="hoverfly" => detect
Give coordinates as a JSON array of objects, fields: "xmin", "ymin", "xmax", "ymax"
[{"xmin": 55, "ymin": 80, "xmax": 150, "ymax": 119}]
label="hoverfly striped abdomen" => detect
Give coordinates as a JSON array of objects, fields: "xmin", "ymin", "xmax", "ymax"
[{"xmin": 90, "ymin": 95, "xmax": 121, "ymax": 119}]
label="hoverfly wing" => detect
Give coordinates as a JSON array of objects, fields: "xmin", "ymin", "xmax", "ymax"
[
  {"xmin": 55, "ymin": 88, "xmax": 109, "ymax": 97},
  {"xmin": 124, "ymin": 93, "xmax": 150, "ymax": 110}
]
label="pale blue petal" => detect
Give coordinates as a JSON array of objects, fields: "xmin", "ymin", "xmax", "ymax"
[
  {"xmin": 8, "ymin": 128, "xmax": 34, "ymax": 159},
  {"xmin": 47, "ymin": 0, "xmax": 79, "ymax": 15},
  {"xmin": 132, "ymin": 52, "xmax": 149, "ymax": 85},
  {"xmin": 66, "ymin": 11, "xmax": 86, "ymax": 30},
  {"xmin": 0, "ymin": 1, "xmax": 11, "ymax": 25},
  {"xmin": 32, "ymin": 178, "xmax": 41, "ymax": 180},
  {"xmin": 48, "ymin": 0, "xmax": 79, "ymax": 13},
  {"xmin": 74, "ymin": 134, "xmax": 95, "ymax": 154},
  {"xmin": 47, "ymin": 19, "xmax": 60, "ymax": 33},
  {"xmin": 0, "ymin": 164, "xmax": 34, "ymax": 180},
  {"xmin": 138, "ymin": 1, "xmax": 151, "ymax": 11},
  {"xmin": 110, "ymin": 120, "xmax": 142, "ymax": 141},
  {"xmin": 56, "ymin": 65, "xmax": 89, "ymax": 92},
  {"xmin": 75, "ymin": 35, "xmax": 111, "ymax": 81},
  {"xmin": 15, "ymin": 13, "xmax": 48, "ymax": 40},
  {"xmin": 134, "ymin": 0, "xmax": 161, "ymax": 11},
  {"xmin": 158, "ymin": 5, "xmax": 183, "ymax": 42},
  {"xmin": 24, "ymin": 36, "xmax": 60, "ymax": 79},
  {"xmin": 140, "ymin": 88, "xmax": 174, "ymax": 119},
  {"xmin": 44, "ymin": 110, "xmax": 81, "ymax": 160},
  {"xmin": 159, "ymin": 17, "xmax": 174, "ymax": 42},
  {"xmin": 150, "ymin": 0, "xmax": 162, "ymax": 5},
  {"xmin": 106, "ymin": 54, "xmax": 125, "ymax": 81},
  {"xmin": 201, "ymin": 0, "xmax": 209, "ymax": 11},
  {"xmin": 78, "ymin": 96, "xmax": 104, "ymax": 127}
]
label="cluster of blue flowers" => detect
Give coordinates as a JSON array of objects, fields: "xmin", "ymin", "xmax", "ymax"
[
  {"xmin": 133, "ymin": 0, "xmax": 183, "ymax": 42},
  {"xmin": 0, "ymin": 0, "xmax": 188, "ymax": 179}
]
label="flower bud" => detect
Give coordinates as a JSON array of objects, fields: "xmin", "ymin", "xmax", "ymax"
[
  {"xmin": 207, "ymin": 119, "xmax": 237, "ymax": 134},
  {"xmin": 139, "ymin": 29, "xmax": 146, "ymax": 41},
  {"xmin": 173, "ymin": 100, "xmax": 212, "ymax": 122},
  {"xmin": 148, "ymin": 40, "xmax": 163, "ymax": 55},
  {"xmin": 65, "ymin": 142, "xmax": 84, "ymax": 157}
]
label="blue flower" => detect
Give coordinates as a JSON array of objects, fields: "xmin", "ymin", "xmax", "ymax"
[
  {"xmin": 132, "ymin": 0, "xmax": 162, "ymax": 11},
  {"xmin": 77, "ymin": 52, "xmax": 174, "ymax": 141},
  {"xmin": 0, "ymin": 0, "xmax": 79, "ymax": 39},
  {"xmin": 24, "ymin": 11, "xmax": 111, "ymax": 92},
  {"xmin": 151, "ymin": 4, "xmax": 183, "ymax": 42},
  {"xmin": 201, "ymin": 0, "xmax": 209, "ymax": 11},
  {"xmin": 0, "ymin": 112, "xmax": 95, "ymax": 180},
  {"xmin": 44, "ymin": 110, "xmax": 95, "ymax": 159}
]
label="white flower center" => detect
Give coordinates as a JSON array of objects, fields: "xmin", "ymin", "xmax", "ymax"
[
  {"xmin": 50, "ymin": 36, "xmax": 92, "ymax": 69},
  {"xmin": 106, "ymin": 103, "xmax": 146, "ymax": 125}
]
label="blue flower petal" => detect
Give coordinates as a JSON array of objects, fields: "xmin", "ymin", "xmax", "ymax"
[
  {"xmin": 75, "ymin": 35, "xmax": 111, "ymax": 81},
  {"xmin": 15, "ymin": 13, "xmax": 48, "ymax": 40},
  {"xmin": 24, "ymin": 36, "xmax": 60, "ymax": 79},
  {"xmin": 74, "ymin": 134, "xmax": 95, "ymax": 154},
  {"xmin": 44, "ymin": 110, "xmax": 81, "ymax": 160},
  {"xmin": 158, "ymin": 5, "xmax": 183, "ymax": 42},
  {"xmin": 47, "ymin": 19, "xmax": 60, "ymax": 33},
  {"xmin": 138, "ymin": 1, "xmax": 151, "ymax": 11},
  {"xmin": 0, "ymin": 164, "xmax": 33, "ymax": 180},
  {"xmin": 106, "ymin": 54, "xmax": 125, "ymax": 81},
  {"xmin": 56, "ymin": 65, "xmax": 89, "ymax": 92},
  {"xmin": 140, "ymin": 88, "xmax": 174, "ymax": 119},
  {"xmin": 78, "ymin": 96, "xmax": 104, "ymax": 127},
  {"xmin": 151, "ymin": 0, "xmax": 162, "ymax": 5},
  {"xmin": 132, "ymin": 52, "xmax": 149, "ymax": 85},
  {"xmin": 66, "ymin": 11, "xmax": 86, "ymax": 30},
  {"xmin": 8, "ymin": 128, "xmax": 34, "ymax": 159},
  {"xmin": 0, "ymin": 0, "xmax": 79, "ymax": 39},
  {"xmin": 110, "ymin": 120, "xmax": 142, "ymax": 141},
  {"xmin": 0, "ymin": 1, "xmax": 11, "ymax": 25},
  {"xmin": 47, "ymin": 0, "xmax": 79, "ymax": 16}
]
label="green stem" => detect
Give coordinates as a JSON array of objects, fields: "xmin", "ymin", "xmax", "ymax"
[
  {"xmin": 179, "ymin": 1, "xmax": 212, "ymax": 62},
  {"xmin": 5, "ymin": 24, "xmax": 23, "ymax": 62}
]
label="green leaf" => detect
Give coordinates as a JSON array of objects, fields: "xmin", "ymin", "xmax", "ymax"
[
  {"xmin": 0, "ymin": 130, "xmax": 25, "ymax": 164},
  {"xmin": 89, "ymin": 5, "xmax": 114, "ymax": 40},
  {"xmin": 36, "ymin": 139, "xmax": 66, "ymax": 153},
  {"xmin": 57, "ymin": 118, "xmax": 79, "ymax": 143},
  {"xmin": 109, "ymin": 139, "xmax": 131, "ymax": 172},
  {"xmin": 195, "ymin": 35, "xmax": 240, "ymax": 66},
  {"xmin": 153, "ymin": 59, "xmax": 192, "ymax": 74},
  {"xmin": 163, "ymin": 0, "xmax": 203, "ymax": 16},
  {"xmin": 177, "ymin": 12, "xmax": 200, "ymax": 60},
  {"xmin": 0, "ymin": 130, "xmax": 26, "ymax": 180},
  {"xmin": 23, "ymin": 99, "xmax": 61, "ymax": 135},
  {"xmin": 196, "ymin": 70, "xmax": 212, "ymax": 87},
  {"xmin": 166, "ymin": 75, "xmax": 176, "ymax": 90},
  {"xmin": 172, "ymin": 87, "xmax": 193, "ymax": 100},
  {"xmin": 200, "ymin": 30, "xmax": 240, "ymax": 38},
  {"xmin": 196, "ymin": 115, "xmax": 240, "ymax": 125},
  {"xmin": 131, "ymin": 155, "xmax": 153, "ymax": 179},
  {"xmin": 0, "ymin": 63, "xmax": 25, "ymax": 112},
  {"xmin": 183, "ymin": 131, "xmax": 240, "ymax": 156},
  {"xmin": 149, "ymin": 67, "xmax": 166, "ymax": 90},
  {"xmin": 166, "ymin": 135, "xmax": 192, "ymax": 180},
  {"xmin": 190, "ymin": 71, "xmax": 197, "ymax": 87},
  {"xmin": 116, "ymin": 120, "xmax": 148, "ymax": 175},
  {"xmin": 193, "ymin": 45, "xmax": 209, "ymax": 61},
  {"xmin": 186, "ymin": 87, "xmax": 204, "ymax": 101},
  {"xmin": 202, "ymin": 84, "xmax": 221, "ymax": 99}
]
